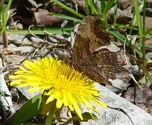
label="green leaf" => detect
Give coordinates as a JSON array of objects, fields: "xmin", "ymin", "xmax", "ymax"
[
  {"xmin": 132, "ymin": 45, "xmax": 143, "ymax": 57},
  {"xmin": 0, "ymin": 89, "xmax": 3, "ymax": 94},
  {"xmin": 135, "ymin": 42, "xmax": 152, "ymax": 49},
  {"xmin": 139, "ymin": 75, "xmax": 148, "ymax": 85},
  {"xmin": 13, "ymin": 94, "xmax": 42, "ymax": 125},
  {"xmin": 103, "ymin": 0, "xmax": 115, "ymax": 13},
  {"xmin": 6, "ymin": 26, "xmax": 73, "ymax": 35},
  {"xmin": 88, "ymin": 0, "xmax": 98, "ymax": 14},
  {"xmin": 100, "ymin": 0, "xmax": 105, "ymax": 13},
  {"xmin": 84, "ymin": 0, "xmax": 98, "ymax": 14},
  {"xmin": 55, "ymin": 110, "xmax": 62, "ymax": 122},
  {"xmin": 45, "ymin": 100, "xmax": 57, "ymax": 125},
  {"xmin": 133, "ymin": 0, "xmax": 143, "ymax": 37},
  {"xmin": 109, "ymin": 28, "xmax": 130, "ymax": 46},
  {"xmin": 62, "ymin": 112, "xmax": 97, "ymax": 125},
  {"xmin": 50, "ymin": 13, "xmax": 82, "ymax": 22},
  {"xmin": 53, "ymin": 0, "xmax": 84, "ymax": 18}
]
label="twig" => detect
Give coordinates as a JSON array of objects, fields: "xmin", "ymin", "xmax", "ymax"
[
  {"xmin": 129, "ymin": 74, "xmax": 142, "ymax": 90},
  {"xmin": 0, "ymin": 63, "xmax": 20, "ymax": 73},
  {"xmin": 2, "ymin": 31, "xmax": 8, "ymax": 48},
  {"xmin": 28, "ymin": 25, "xmax": 45, "ymax": 43},
  {"xmin": 107, "ymin": 105, "xmax": 135, "ymax": 125}
]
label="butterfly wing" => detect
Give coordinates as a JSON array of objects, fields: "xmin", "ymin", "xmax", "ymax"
[{"xmin": 72, "ymin": 15, "xmax": 128, "ymax": 85}]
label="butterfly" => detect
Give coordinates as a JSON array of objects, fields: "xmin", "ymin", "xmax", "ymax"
[{"xmin": 72, "ymin": 15, "xmax": 128, "ymax": 85}]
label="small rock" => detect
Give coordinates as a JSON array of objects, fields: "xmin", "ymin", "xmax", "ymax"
[
  {"xmin": 146, "ymin": 52, "xmax": 152, "ymax": 60},
  {"xmin": 19, "ymin": 46, "xmax": 34, "ymax": 54},
  {"xmin": 4, "ymin": 55, "xmax": 25, "ymax": 64},
  {"xmin": 107, "ymin": 79, "xmax": 129, "ymax": 93},
  {"xmin": 8, "ymin": 44, "xmax": 20, "ymax": 52},
  {"xmin": 7, "ymin": 35, "xmax": 32, "ymax": 45}
]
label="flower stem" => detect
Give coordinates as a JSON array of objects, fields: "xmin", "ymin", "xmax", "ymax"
[{"xmin": 45, "ymin": 100, "xmax": 57, "ymax": 125}]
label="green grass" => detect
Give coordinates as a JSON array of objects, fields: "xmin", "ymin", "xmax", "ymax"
[
  {"xmin": 6, "ymin": 26, "xmax": 73, "ymax": 35},
  {"xmin": 0, "ymin": 0, "xmax": 13, "ymax": 48}
]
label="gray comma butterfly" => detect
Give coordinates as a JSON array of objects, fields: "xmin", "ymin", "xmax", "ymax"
[{"xmin": 72, "ymin": 15, "xmax": 128, "ymax": 85}]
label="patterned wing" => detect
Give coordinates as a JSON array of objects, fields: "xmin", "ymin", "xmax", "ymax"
[
  {"xmin": 72, "ymin": 15, "xmax": 110, "ymax": 63},
  {"xmin": 72, "ymin": 15, "xmax": 128, "ymax": 85},
  {"xmin": 73, "ymin": 49, "xmax": 127, "ymax": 85}
]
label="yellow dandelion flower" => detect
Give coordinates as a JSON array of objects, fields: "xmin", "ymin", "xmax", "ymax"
[{"xmin": 10, "ymin": 57, "xmax": 107, "ymax": 120}]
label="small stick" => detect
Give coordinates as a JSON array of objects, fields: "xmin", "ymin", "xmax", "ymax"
[{"xmin": 107, "ymin": 105, "xmax": 135, "ymax": 125}]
